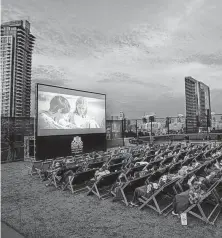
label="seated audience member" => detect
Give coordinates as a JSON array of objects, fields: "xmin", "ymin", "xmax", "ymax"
[
  {"xmin": 42, "ymin": 161, "xmax": 61, "ymax": 182},
  {"xmin": 130, "ymin": 181, "xmax": 159, "ymax": 206},
  {"xmin": 112, "ymin": 171, "xmax": 129, "ymax": 202},
  {"xmin": 45, "ymin": 162, "xmax": 66, "ymax": 186},
  {"xmin": 77, "ymin": 159, "xmax": 89, "ymax": 172},
  {"xmin": 172, "ymin": 172, "xmax": 218, "ymax": 216},
  {"xmin": 139, "ymin": 167, "xmax": 149, "ymax": 177},
  {"xmin": 183, "ymin": 155, "xmax": 189, "ymax": 161},
  {"xmin": 58, "ymin": 169, "xmax": 75, "ymax": 188},
  {"xmin": 95, "ymin": 164, "xmax": 110, "ymax": 180}
]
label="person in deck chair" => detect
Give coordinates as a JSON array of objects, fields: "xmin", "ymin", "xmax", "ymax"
[
  {"xmin": 44, "ymin": 162, "xmax": 64, "ymax": 185},
  {"xmin": 112, "ymin": 170, "xmax": 129, "ymax": 202},
  {"xmin": 53, "ymin": 162, "xmax": 76, "ymax": 188},
  {"xmin": 95, "ymin": 164, "xmax": 110, "ymax": 180},
  {"xmin": 171, "ymin": 172, "xmax": 217, "ymax": 217}
]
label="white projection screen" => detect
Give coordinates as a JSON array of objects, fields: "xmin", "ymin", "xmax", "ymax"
[{"xmin": 36, "ymin": 84, "xmax": 106, "ymax": 136}]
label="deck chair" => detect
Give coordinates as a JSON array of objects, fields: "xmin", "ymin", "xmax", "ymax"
[
  {"xmin": 168, "ymin": 162, "xmax": 182, "ymax": 174},
  {"xmin": 36, "ymin": 161, "xmax": 51, "ymax": 179},
  {"xmin": 66, "ymin": 165, "xmax": 81, "ymax": 173},
  {"xmin": 143, "ymin": 155, "xmax": 155, "ymax": 163},
  {"xmin": 63, "ymin": 168, "xmax": 97, "ymax": 193},
  {"xmin": 131, "ymin": 157, "xmax": 144, "ymax": 164},
  {"xmin": 178, "ymin": 152, "xmax": 187, "ymax": 160},
  {"xmin": 194, "ymin": 152, "xmax": 205, "ymax": 163},
  {"xmin": 150, "ymin": 159, "xmax": 162, "ymax": 169},
  {"xmin": 109, "ymin": 157, "xmax": 125, "ymax": 165},
  {"xmin": 65, "ymin": 162, "xmax": 77, "ymax": 169},
  {"xmin": 108, "ymin": 163, "xmax": 124, "ymax": 172},
  {"xmin": 116, "ymin": 174, "xmax": 150, "ymax": 206},
  {"xmin": 175, "ymin": 163, "xmax": 209, "ymax": 194},
  {"xmin": 26, "ymin": 161, "xmax": 43, "ymax": 175},
  {"xmin": 182, "ymin": 156, "xmax": 195, "ymax": 166},
  {"xmin": 52, "ymin": 159, "xmax": 63, "ymax": 168},
  {"xmin": 139, "ymin": 178, "xmax": 180, "ymax": 215},
  {"xmin": 50, "ymin": 165, "xmax": 82, "ymax": 188},
  {"xmin": 87, "ymin": 171, "xmax": 121, "ymax": 199},
  {"xmin": 161, "ymin": 156, "xmax": 174, "ymax": 167},
  {"xmin": 125, "ymin": 164, "xmax": 146, "ymax": 178},
  {"xmin": 182, "ymin": 178, "xmax": 222, "ymax": 225},
  {"xmin": 147, "ymin": 171, "xmax": 164, "ymax": 183},
  {"xmin": 55, "ymin": 157, "xmax": 65, "ymax": 162},
  {"xmin": 65, "ymin": 156, "xmax": 74, "ymax": 163},
  {"xmin": 88, "ymin": 161, "xmax": 104, "ymax": 169}
]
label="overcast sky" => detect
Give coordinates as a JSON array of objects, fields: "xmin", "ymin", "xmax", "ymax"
[{"xmin": 2, "ymin": 0, "xmax": 222, "ymax": 118}]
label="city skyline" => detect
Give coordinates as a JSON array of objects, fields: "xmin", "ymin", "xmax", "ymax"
[{"xmin": 1, "ymin": 0, "xmax": 222, "ymax": 118}]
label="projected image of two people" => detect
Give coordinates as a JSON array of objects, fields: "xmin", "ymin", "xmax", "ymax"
[{"xmin": 38, "ymin": 92, "xmax": 105, "ymax": 130}]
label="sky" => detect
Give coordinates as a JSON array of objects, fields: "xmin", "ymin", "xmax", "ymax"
[{"xmin": 2, "ymin": 0, "xmax": 222, "ymax": 118}]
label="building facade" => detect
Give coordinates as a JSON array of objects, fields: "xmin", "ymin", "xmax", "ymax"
[
  {"xmin": 185, "ymin": 76, "xmax": 211, "ymax": 133},
  {"xmin": 1, "ymin": 20, "xmax": 35, "ymax": 117}
]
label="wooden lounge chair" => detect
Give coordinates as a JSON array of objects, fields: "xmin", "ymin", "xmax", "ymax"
[
  {"xmin": 36, "ymin": 161, "xmax": 52, "ymax": 179},
  {"xmin": 88, "ymin": 161, "xmax": 104, "ymax": 169},
  {"xmin": 63, "ymin": 168, "xmax": 97, "ymax": 193},
  {"xmin": 87, "ymin": 171, "xmax": 121, "ymax": 199},
  {"xmin": 108, "ymin": 163, "xmax": 124, "ymax": 172},
  {"xmin": 125, "ymin": 164, "xmax": 146, "ymax": 178},
  {"xmin": 139, "ymin": 177, "xmax": 180, "ymax": 215},
  {"xmin": 168, "ymin": 162, "xmax": 182, "ymax": 174},
  {"xmin": 182, "ymin": 178, "xmax": 222, "ymax": 225},
  {"xmin": 26, "ymin": 161, "xmax": 43, "ymax": 176},
  {"xmin": 115, "ymin": 174, "xmax": 150, "ymax": 206}
]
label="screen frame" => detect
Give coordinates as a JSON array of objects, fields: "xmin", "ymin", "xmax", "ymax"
[{"xmin": 35, "ymin": 83, "xmax": 107, "ymax": 137}]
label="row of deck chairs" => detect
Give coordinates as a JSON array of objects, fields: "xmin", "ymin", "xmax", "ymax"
[
  {"xmin": 86, "ymin": 143, "xmax": 195, "ymax": 202},
  {"xmin": 27, "ymin": 142, "xmax": 221, "ymax": 225},
  {"xmin": 87, "ymin": 143, "xmax": 222, "ymax": 225},
  {"xmin": 28, "ymin": 149, "xmax": 132, "ymax": 193}
]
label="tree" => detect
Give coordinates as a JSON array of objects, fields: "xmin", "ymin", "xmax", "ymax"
[{"xmin": 1, "ymin": 118, "xmax": 17, "ymax": 162}]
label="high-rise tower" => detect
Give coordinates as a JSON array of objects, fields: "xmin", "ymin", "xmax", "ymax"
[
  {"xmin": 185, "ymin": 76, "xmax": 211, "ymax": 133},
  {"xmin": 1, "ymin": 20, "xmax": 35, "ymax": 117}
]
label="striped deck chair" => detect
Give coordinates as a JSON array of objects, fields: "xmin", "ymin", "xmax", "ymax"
[
  {"xmin": 26, "ymin": 161, "xmax": 43, "ymax": 176},
  {"xmin": 87, "ymin": 171, "xmax": 121, "ymax": 199},
  {"xmin": 182, "ymin": 178, "xmax": 222, "ymax": 225}
]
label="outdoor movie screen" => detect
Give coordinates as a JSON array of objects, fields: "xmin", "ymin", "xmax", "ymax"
[{"xmin": 37, "ymin": 84, "xmax": 106, "ymax": 136}]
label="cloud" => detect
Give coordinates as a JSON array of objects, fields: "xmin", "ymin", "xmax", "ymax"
[{"xmin": 2, "ymin": 0, "xmax": 222, "ymax": 118}]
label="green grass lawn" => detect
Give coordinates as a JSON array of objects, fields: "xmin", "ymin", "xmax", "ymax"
[{"xmin": 1, "ymin": 161, "xmax": 222, "ymax": 238}]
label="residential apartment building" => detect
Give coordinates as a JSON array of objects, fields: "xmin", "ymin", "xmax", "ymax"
[
  {"xmin": 1, "ymin": 20, "xmax": 35, "ymax": 117},
  {"xmin": 185, "ymin": 76, "xmax": 211, "ymax": 133}
]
